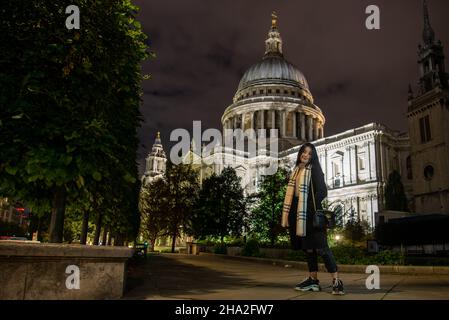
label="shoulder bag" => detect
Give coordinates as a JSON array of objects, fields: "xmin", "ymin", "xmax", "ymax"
[{"xmin": 311, "ymin": 179, "xmax": 336, "ymax": 230}]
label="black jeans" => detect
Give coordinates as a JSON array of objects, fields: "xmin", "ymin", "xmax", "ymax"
[{"xmin": 304, "ymin": 247, "xmax": 338, "ymax": 274}]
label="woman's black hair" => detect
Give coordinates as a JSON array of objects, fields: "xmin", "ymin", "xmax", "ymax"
[{"xmin": 295, "ymin": 143, "xmax": 323, "ymax": 173}]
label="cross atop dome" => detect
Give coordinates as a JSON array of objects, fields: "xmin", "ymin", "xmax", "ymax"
[
  {"xmin": 265, "ymin": 11, "xmax": 283, "ymax": 57},
  {"xmin": 154, "ymin": 131, "xmax": 162, "ymax": 145},
  {"xmin": 271, "ymin": 11, "xmax": 278, "ymax": 29}
]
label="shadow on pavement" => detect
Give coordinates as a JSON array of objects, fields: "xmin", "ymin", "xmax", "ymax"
[{"xmin": 124, "ymin": 254, "xmax": 261, "ymax": 299}]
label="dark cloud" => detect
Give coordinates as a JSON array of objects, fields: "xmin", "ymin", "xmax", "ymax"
[
  {"xmin": 315, "ymin": 81, "xmax": 351, "ymax": 99},
  {"xmin": 144, "ymin": 88, "xmax": 189, "ymax": 98},
  {"xmin": 205, "ymin": 43, "xmax": 234, "ymax": 68},
  {"xmin": 133, "ymin": 0, "xmax": 449, "ymax": 176}
]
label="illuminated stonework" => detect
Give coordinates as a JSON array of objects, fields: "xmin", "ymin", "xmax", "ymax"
[
  {"xmin": 141, "ymin": 131, "xmax": 167, "ymax": 186},
  {"xmin": 221, "ymin": 16, "xmax": 325, "ymax": 152}
]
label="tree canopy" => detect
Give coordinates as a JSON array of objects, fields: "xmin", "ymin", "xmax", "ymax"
[
  {"xmin": 250, "ymin": 168, "xmax": 288, "ymax": 245},
  {"xmin": 190, "ymin": 167, "xmax": 247, "ymax": 242},
  {"xmin": 0, "ymin": 0, "xmax": 149, "ymax": 243}
]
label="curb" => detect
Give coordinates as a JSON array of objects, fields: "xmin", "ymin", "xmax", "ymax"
[{"xmin": 198, "ymin": 252, "xmax": 449, "ymax": 275}]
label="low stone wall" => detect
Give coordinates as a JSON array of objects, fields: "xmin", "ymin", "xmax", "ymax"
[{"xmin": 0, "ymin": 241, "xmax": 133, "ymax": 300}]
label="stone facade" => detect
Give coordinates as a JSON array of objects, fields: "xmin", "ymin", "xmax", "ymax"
[
  {"xmin": 406, "ymin": 0, "xmax": 449, "ymax": 214},
  {"xmin": 143, "ymin": 3, "xmax": 449, "ymax": 232},
  {"xmin": 141, "ymin": 131, "xmax": 167, "ymax": 186},
  {"xmin": 0, "ymin": 241, "xmax": 133, "ymax": 300}
]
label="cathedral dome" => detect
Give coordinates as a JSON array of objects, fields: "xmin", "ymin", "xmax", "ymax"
[
  {"xmin": 237, "ymin": 56, "xmax": 309, "ymax": 92},
  {"xmin": 232, "ymin": 12, "xmax": 311, "ymax": 102},
  {"xmin": 222, "ymin": 12, "xmax": 325, "ymax": 152}
]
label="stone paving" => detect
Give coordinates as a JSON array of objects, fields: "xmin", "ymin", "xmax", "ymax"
[{"xmin": 123, "ymin": 253, "xmax": 449, "ymax": 300}]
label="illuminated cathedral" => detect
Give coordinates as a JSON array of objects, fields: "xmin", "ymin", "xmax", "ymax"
[{"xmin": 143, "ymin": 2, "xmax": 449, "ymax": 229}]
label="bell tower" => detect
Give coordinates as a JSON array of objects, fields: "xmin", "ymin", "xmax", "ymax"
[
  {"xmin": 407, "ymin": 0, "xmax": 449, "ymax": 214},
  {"xmin": 141, "ymin": 131, "xmax": 167, "ymax": 186}
]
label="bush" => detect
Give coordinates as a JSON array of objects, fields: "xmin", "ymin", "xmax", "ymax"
[
  {"xmin": 213, "ymin": 243, "xmax": 227, "ymax": 254},
  {"xmin": 228, "ymin": 238, "xmax": 245, "ymax": 247},
  {"xmin": 326, "ymin": 245, "xmax": 404, "ymax": 265},
  {"xmin": 373, "ymin": 249, "xmax": 404, "ymax": 265},
  {"xmin": 0, "ymin": 221, "xmax": 28, "ymax": 237},
  {"xmin": 242, "ymin": 239, "xmax": 260, "ymax": 257},
  {"xmin": 285, "ymin": 250, "xmax": 307, "ymax": 261},
  {"xmin": 159, "ymin": 249, "xmax": 179, "ymax": 253},
  {"xmin": 405, "ymin": 256, "xmax": 449, "ymax": 266},
  {"xmin": 330, "ymin": 245, "xmax": 367, "ymax": 264}
]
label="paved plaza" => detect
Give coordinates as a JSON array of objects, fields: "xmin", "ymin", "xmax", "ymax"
[{"xmin": 123, "ymin": 253, "xmax": 449, "ymax": 300}]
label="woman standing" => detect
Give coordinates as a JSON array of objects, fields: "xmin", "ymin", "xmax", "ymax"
[{"xmin": 281, "ymin": 143, "xmax": 345, "ymax": 295}]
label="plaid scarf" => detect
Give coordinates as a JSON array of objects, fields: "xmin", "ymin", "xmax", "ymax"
[{"xmin": 281, "ymin": 164, "xmax": 312, "ymax": 237}]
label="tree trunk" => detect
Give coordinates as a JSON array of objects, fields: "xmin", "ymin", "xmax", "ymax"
[
  {"xmin": 80, "ymin": 212, "xmax": 89, "ymax": 245},
  {"xmin": 271, "ymin": 205, "xmax": 275, "ymax": 246},
  {"xmin": 102, "ymin": 225, "xmax": 108, "ymax": 245},
  {"xmin": 49, "ymin": 186, "xmax": 67, "ymax": 243},
  {"xmin": 114, "ymin": 234, "xmax": 124, "ymax": 246},
  {"xmin": 171, "ymin": 233, "xmax": 177, "ymax": 253},
  {"xmin": 150, "ymin": 238, "xmax": 156, "ymax": 252},
  {"xmin": 107, "ymin": 231, "xmax": 112, "ymax": 246},
  {"xmin": 93, "ymin": 213, "xmax": 102, "ymax": 245}
]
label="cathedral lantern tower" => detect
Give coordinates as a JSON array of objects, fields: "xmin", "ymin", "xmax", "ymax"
[
  {"xmin": 221, "ymin": 12, "xmax": 326, "ymax": 152},
  {"xmin": 407, "ymin": 0, "xmax": 449, "ymax": 214}
]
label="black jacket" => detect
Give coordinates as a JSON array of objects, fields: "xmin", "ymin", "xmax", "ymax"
[
  {"xmin": 307, "ymin": 164, "xmax": 327, "ymax": 213},
  {"xmin": 289, "ymin": 163, "xmax": 329, "ymax": 250}
]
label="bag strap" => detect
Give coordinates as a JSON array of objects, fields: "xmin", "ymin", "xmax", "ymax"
[{"xmin": 310, "ymin": 176, "xmax": 317, "ymax": 212}]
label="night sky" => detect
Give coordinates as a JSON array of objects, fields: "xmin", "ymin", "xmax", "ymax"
[{"xmin": 133, "ymin": 0, "xmax": 449, "ymax": 175}]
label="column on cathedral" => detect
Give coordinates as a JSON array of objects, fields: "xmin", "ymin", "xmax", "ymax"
[
  {"xmin": 292, "ymin": 111, "xmax": 297, "ymax": 138},
  {"xmin": 271, "ymin": 110, "xmax": 276, "ymax": 133},
  {"xmin": 252, "ymin": 111, "xmax": 258, "ymax": 131},
  {"xmin": 369, "ymin": 141, "xmax": 377, "ymax": 180},
  {"xmin": 345, "ymin": 146, "xmax": 351, "ymax": 184},
  {"xmin": 350, "ymin": 145, "xmax": 357, "ymax": 183},
  {"xmin": 343, "ymin": 146, "xmax": 351, "ymax": 185},
  {"xmin": 307, "ymin": 115, "xmax": 313, "ymax": 141},
  {"xmin": 313, "ymin": 118, "xmax": 319, "ymax": 141},
  {"xmin": 367, "ymin": 195, "xmax": 374, "ymax": 228},
  {"xmin": 250, "ymin": 112, "xmax": 255, "ymax": 138},
  {"xmin": 384, "ymin": 145, "xmax": 390, "ymax": 180},
  {"xmin": 300, "ymin": 113, "xmax": 306, "ymax": 140},
  {"xmin": 282, "ymin": 110, "xmax": 286, "ymax": 137}
]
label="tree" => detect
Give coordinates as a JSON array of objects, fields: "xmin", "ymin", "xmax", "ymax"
[
  {"xmin": 139, "ymin": 179, "xmax": 169, "ymax": 252},
  {"xmin": 164, "ymin": 161, "xmax": 200, "ymax": 252},
  {"xmin": 342, "ymin": 218, "xmax": 369, "ymax": 244},
  {"xmin": 250, "ymin": 168, "xmax": 288, "ymax": 245},
  {"xmin": 385, "ymin": 170, "xmax": 409, "ymax": 212},
  {"xmin": 0, "ymin": 1, "xmax": 149, "ymax": 242},
  {"xmin": 190, "ymin": 167, "xmax": 247, "ymax": 242}
]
